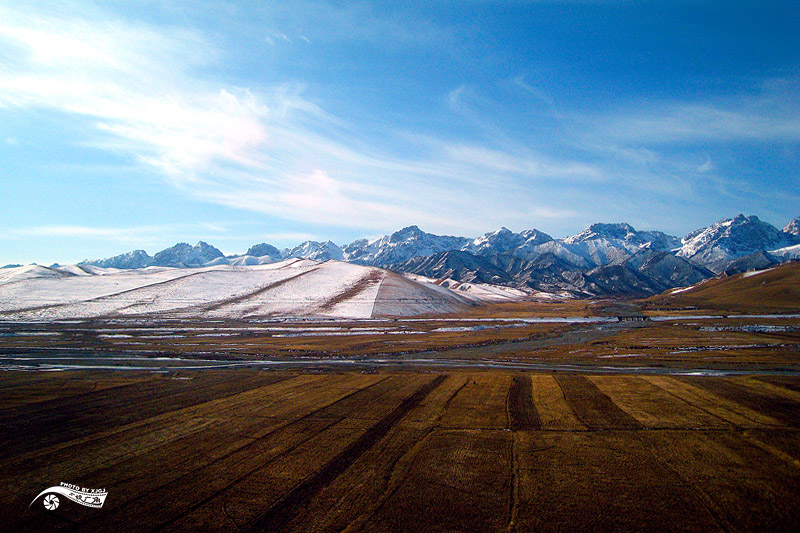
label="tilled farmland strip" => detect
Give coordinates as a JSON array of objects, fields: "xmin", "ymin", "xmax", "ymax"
[
  {"xmin": 242, "ymin": 375, "xmax": 447, "ymax": 532},
  {"xmin": 590, "ymin": 376, "xmax": 730, "ymax": 429},
  {"xmin": 0, "ymin": 373, "xmax": 312, "ymax": 478},
  {"xmin": 0, "ymin": 371, "xmax": 287, "ymax": 459},
  {"xmin": 151, "ymin": 375, "xmax": 434, "ymax": 531},
  {"xmin": 528, "ymin": 375, "xmax": 586, "ymax": 430},
  {"xmin": 0, "ymin": 371, "xmax": 154, "ymax": 409},
  {"xmin": 738, "ymin": 376, "xmax": 800, "ymax": 403},
  {"xmin": 71, "ymin": 375, "xmax": 392, "ymax": 532},
  {"xmin": 741, "ymin": 429, "xmax": 800, "ymax": 466},
  {"xmin": 513, "ymin": 431, "xmax": 723, "ymax": 531},
  {"xmin": 365, "ymin": 428, "xmax": 513, "ymax": 532},
  {"xmin": 60, "ymin": 375, "xmax": 366, "ymax": 500},
  {"xmin": 3, "ymin": 375, "xmax": 347, "ymax": 522},
  {"xmin": 508, "ymin": 374, "xmax": 540, "ymax": 431},
  {"xmin": 282, "ymin": 376, "xmax": 471, "ymax": 533},
  {"xmin": 0, "ymin": 372, "xmax": 160, "ymax": 422},
  {"xmin": 640, "ymin": 430, "xmax": 800, "ymax": 531},
  {"xmin": 642, "ymin": 376, "xmax": 783, "ymax": 427},
  {"xmin": 681, "ymin": 376, "xmax": 800, "ymax": 428},
  {"xmin": 554, "ymin": 375, "xmax": 642, "ymax": 430},
  {"xmin": 757, "ymin": 376, "xmax": 800, "ymax": 394},
  {"xmin": 438, "ymin": 374, "xmax": 512, "ymax": 428}
]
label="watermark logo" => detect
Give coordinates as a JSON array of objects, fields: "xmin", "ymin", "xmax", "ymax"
[{"xmin": 30, "ymin": 482, "xmax": 108, "ymax": 510}]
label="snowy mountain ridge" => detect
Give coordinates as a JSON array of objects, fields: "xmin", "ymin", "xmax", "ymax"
[
  {"xmin": 677, "ymin": 214, "xmax": 798, "ymax": 272},
  {"xmin": 35, "ymin": 212, "xmax": 796, "ymax": 298}
]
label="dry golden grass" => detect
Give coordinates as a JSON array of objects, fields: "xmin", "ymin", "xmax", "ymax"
[
  {"xmin": 643, "ymin": 260, "xmax": 800, "ymax": 314},
  {"xmin": 5, "ymin": 370, "xmax": 800, "ymax": 531}
]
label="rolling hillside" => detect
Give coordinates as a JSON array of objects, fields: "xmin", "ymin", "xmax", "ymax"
[
  {"xmin": 0, "ymin": 259, "xmax": 525, "ymax": 320},
  {"xmin": 644, "ymin": 261, "xmax": 800, "ymax": 314}
]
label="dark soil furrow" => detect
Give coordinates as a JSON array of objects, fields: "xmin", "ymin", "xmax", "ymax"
[
  {"xmin": 554, "ymin": 375, "xmax": 642, "ymax": 430},
  {"xmin": 316, "ymin": 270, "xmax": 384, "ymax": 312},
  {"xmin": 508, "ymin": 374, "xmax": 540, "ymax": 431}
]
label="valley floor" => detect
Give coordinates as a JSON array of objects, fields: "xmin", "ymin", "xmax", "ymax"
[
  {"xmin": 4, "ymin": 369, "xmax": 800, "ymax": 531},
  {"xmin": 2, "ymin": 307, "xmax": 798, "ymax": 374}
]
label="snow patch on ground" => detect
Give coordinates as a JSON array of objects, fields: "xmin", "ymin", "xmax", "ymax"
[
  {"xmin": 741, "ymin": 267, "xmax": 776, "ymax": 278},
  {"xmin": 668, "ymin": 285, "xmax": 695, "ymax": 294}
]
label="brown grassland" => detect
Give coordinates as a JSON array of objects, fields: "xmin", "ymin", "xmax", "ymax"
[
  {"xmin": 1, "ymin": 262, "xmax": 799, "ymax": 531},
  {"xmin": 2, "ymin": 370, "xmax": 800, "ymax": 531}
]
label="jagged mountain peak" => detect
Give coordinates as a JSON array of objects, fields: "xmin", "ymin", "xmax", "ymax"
[
  {"xmin": 284, "ymin": 240, "xmax": 344, "ymax": 261},
  {"xmin": 677, "ymin": 214, "xmax": 791, "ymax": 273},
  {"xmin": 82, "ymin": 249, "xmax": 154, "ymax": 269},
  {"xmin": 394, "ymin": 224, "xmax": 422, "ymax": 235},
  {"xmin": 152, "ymin": 241, "xmax": 224, "ymax": 267},
  {"xmin": 566, "ymin": 222, "xmax": 637, "ymax": 243},
  {"xmin": 383, "ymin": 225, "xmax": 429, "ymax": 244},
  {"xmin": 564, "ymin": 222, "xmax": 677, "ymax": 249},
  {"xmin": 245, "ymin": 242, "xmax": 281, "ymax": 259},
  {"xmin": 520, "ymin": 228, "xmax": 554, "ymax": 244},
  {"xmin": 784, "ymin": 216, "xmax": 800, "ymax": 237},
  {"xmin": 485, "ymin": 226, "xmax": 513, "ymax": 237},
  {"xmin": 465, "ymin": 227, "xmax": 553, "ymax": 257},
  {"xmin": 344, "ymin": 226, "xmax": 470, "ymax": 266}
]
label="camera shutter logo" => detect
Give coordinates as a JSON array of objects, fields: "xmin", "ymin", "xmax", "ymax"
[
  {"xmin": 30, "ymin": 483, "xmax": 108, "ymax": 511},
  {"xmin": 42, "ymin": 495, "xmax": 59, "ymax": 510}
]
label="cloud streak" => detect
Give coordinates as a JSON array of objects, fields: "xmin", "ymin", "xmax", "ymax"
[
  {"xmin": 0, "ymin": 222, "xmax": 228, "ymax": 242},
  {"xmin": 0, "ymin": 2, "xmax": 609, "ymax": 237}
]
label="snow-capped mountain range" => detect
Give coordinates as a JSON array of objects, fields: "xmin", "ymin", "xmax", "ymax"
[{"xmin": 10, "ymin": 214, "xmax": 799, "ymax": 298}]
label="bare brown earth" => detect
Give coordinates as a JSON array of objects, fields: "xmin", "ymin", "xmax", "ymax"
[{"xmin": 2, "ymin": 370, "xmax": 800, "ymax": 532}]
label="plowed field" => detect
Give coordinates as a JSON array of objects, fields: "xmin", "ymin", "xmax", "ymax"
[{"xmin": 4, "ymin": 370, "xmax": 800, "ymax": 531}]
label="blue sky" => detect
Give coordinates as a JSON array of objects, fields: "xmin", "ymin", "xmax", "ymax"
[{"xmin": 1, "ymin": 0, "xmax": 798, "ymax": 264}]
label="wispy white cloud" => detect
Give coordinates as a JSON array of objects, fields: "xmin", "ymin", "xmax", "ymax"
[
  {"xmin": 527, "ymin": 206, "xmax": 580, "ymax": 220},
  {"xmin": 1, "ymin": 223, "xmax": 228, "ymax": 242},
  {"xmin": 589, "ymin": 85, "xmax": 800, "ymax": 145},
  {"xmin": 443, "ymin": 144, "xmax": 601, "ymax": 181},
  {"xmin": 3, "ymin": 225, "xmax": 159, "ymax": 242},
  {"xmin": 1, "ymin": 2, "xmax": 607, "ymax": 236},
  {"xmin": 511, "ymin": 75, "xmax": 563, "ymax": 120},
  {"xmin": 697, "ymin": 157, "xmax": 714, "ymax": 173}
]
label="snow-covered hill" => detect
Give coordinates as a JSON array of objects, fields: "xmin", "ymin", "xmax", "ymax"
[{"xmin": 0, "ymin": 259, "xmax": 525, "ymax": 321}]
